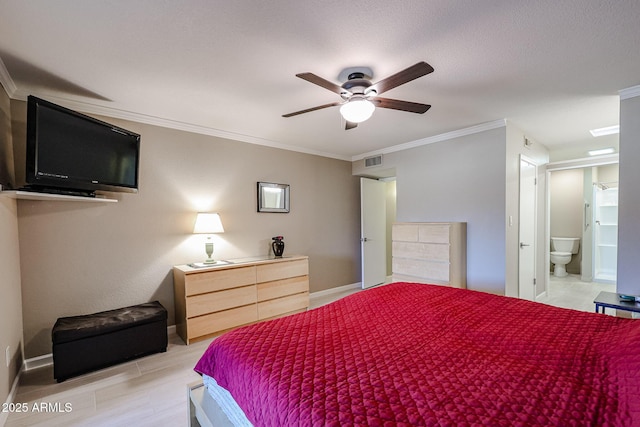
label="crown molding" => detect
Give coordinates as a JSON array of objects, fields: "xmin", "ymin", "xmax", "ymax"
[
  {"xmin": 0, "ymin": 56, "xmax": 17, "ymax": 97},
  {"xmin": 8, "ymin": 85, "xmax": 507, "ymax": 164},
  {"xmin": 620, "ymin": 85, "xmax": 640, "ymax": 100},
  {"xmin": 10, "ymin": 91, "xmax": 352, "ymax": 161},
  {"xmin": 352, "ymin": 119, "xmax": 507, "ymax": 161}
]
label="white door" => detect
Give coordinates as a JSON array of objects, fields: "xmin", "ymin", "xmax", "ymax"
[
  {"xmin": 361, "ymin": 177, "xmax": 387, "ymax": 289},
  {"xmin": 518, "ymin": 156, "xmax": 537, "ymax": 300}
]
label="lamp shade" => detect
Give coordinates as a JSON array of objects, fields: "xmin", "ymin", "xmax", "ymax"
[
  {"xmin": 193, "ymin": 213, "xmax": 224, "ymax": 234},
  {"xmin": 340, "ymin": 97, "xmax": 375, "ymax": 123}
]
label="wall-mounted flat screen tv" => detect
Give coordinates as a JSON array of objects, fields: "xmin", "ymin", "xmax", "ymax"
[{"xmin": 25, "ymin": 96, "xmax": 140, "ymax": 196}]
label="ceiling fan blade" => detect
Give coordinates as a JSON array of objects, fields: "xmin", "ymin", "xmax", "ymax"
[
  {"xmin": 369, "ymin": 62, "xmax": 434, "ymax": 95},
  {"xmin": 345, "ymin": 121, "xmax": 358, "ymax": 130},
  {"xmin": 282, "ymin": 101, "xmax": 342, "ymax": 118},
  {"xmin": 372, "ymin": 97, "xmax": 431, "ymax": 114},
  {"xmin": 296, "ymin": 72, "xmax": 346, "ymax": 95}
]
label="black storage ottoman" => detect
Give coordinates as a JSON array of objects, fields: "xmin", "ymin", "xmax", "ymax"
[{"xmin": 52, "ymin": 301, "xmax": 168, "ymax": 382}]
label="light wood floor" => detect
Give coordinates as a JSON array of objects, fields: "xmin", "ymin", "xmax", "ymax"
[
  {"xmin": 5, "ymin": 332, "xmax": 211, "ymax": 427},
  {"xmin": 5, "ymin": 280, "xmax": 615, "ymax": 426},
  {"xmin": 5, "ymin": 290, "xmax": 351, "ymax": 427}
]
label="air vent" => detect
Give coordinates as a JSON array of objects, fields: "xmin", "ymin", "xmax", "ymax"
[{"xmin": 364, "ymin": 155, "xmax": 383, "ymax": 168}]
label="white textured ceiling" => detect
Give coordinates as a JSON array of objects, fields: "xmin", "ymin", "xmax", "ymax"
[{"xmin": 1, "ymin": 1, "xmax": 639, "ymax": 160}]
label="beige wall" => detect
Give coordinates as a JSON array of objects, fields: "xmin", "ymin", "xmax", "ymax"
[
  {"xmin": 597, "ymin": 164, "xmax": 619, "ymax": 186},
  {"xmin": 549, "ymin": 168, "xmax": 584, "ymax": 274},
  {"xmin": 11, "ymin": 100, "xmax": 361, "ymax": 358},
  {"xmin": 0, "ymin": 85, "xmax": 23, "ymax": 410}
]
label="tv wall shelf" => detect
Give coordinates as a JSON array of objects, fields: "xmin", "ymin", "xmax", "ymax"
[{"xmin": 1, "ymin": 190, "xmax": 117, "ymax": 203}]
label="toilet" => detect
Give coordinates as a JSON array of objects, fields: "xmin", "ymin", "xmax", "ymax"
[{"xmin": 550, "ymin": 237, "xmax": 580, "ymax": 277}]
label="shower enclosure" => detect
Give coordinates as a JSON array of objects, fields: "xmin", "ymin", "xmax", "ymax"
[{"xmin": 593, "ymin": 183, "xmax": 618, "ymax": 283}]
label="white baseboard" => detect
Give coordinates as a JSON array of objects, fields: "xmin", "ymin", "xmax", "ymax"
[
  {"xmin": 535, "ymin": 291, "xmax": 548, "ymax": 301},
  {"xmin": 1, "ymin": 370, "xmax": 21, "ymax": 426},
  {"xmin": 23, "ymin": 353, "xmax": 53, "ymax": 371},
  {"xmin": 22, "ymin": 324, "xmax": 179, "ymax": 372},
  {"xmin": 309, "ymin": 282, "xmax": 361, "ymax": 300}
]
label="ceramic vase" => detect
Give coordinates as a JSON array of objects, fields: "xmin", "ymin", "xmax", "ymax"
[{"xmin": 272, "ymin": 236, "xmax": 285, "ymax": 257}]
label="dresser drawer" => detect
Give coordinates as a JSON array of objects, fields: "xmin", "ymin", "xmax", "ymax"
[
  {"xmin": 392, "ymin": 258, "xmax": 450, "ymax": 282},
  {"xmin": 174, "ymin": 255, "xmax": 309, "ymax": 344},
  {"xmin": 188, "ymin": 305, "xmax": 258, "ymax": 339},
  {"xmin": 392, "ymin": 241, "xmax": 450, "ymax": 262},
  {"xmin": 185, "ymin": 266, "xmax": 256, "ymax": 296},
  {"xmin": 256, "ymin": 259, "xmax": 308, "ymax": 283},
  {"xmin": 187, "ymin": 285, "xmax": 257, "ymax": 318},
  {"xmin": 258, "ymin": 292, "xmax": 309, "ymax": 319},
  {"xmin": 393, "ymin": 223, "xmax": 451, "ymax": 244},
  {"xmin": 418, "ymin": 224, "xmax": 451, "ymax": 244},
  {"xmin": 257, "ymin": 276, "xmax": 308, "ymax": 302}
]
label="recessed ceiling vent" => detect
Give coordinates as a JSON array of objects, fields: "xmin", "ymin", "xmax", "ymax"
[{"xmin": 364, "ymin": 155, "xmax": 383, "ymax": 168}]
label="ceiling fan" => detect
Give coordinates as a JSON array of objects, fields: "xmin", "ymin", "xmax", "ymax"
[{"xmin": 282, "ymin": 61, "xmax": 434, "ymax": 130}]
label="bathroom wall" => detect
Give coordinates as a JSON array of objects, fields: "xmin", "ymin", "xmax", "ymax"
[
  {"xmin": 597, "ymin": 164, "xmax": 619, "ymax": 187},
  {"xmin": 549, "ymin": 168, "xmax": 584, "ymax": 274},
  {"xmin": 550, "ymin": 164, "xmax": 620, "ymax": 279}
]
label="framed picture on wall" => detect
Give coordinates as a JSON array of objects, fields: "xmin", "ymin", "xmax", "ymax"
[{"xmin": 257, "ymin": 182, "xmax": 290, "ymax": 213}]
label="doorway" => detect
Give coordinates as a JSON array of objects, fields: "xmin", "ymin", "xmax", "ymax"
[
  {"xmin": 360, "ymin": 177, "xmax": 397, "ymax": 289},
  {"xmin": 544, "ymin": 159, "xmax": 619, "ymax": 308}
]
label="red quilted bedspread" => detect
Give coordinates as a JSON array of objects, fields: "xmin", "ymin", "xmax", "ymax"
[{"xmin": 195, "ymin": 282, "xmax": 640, "ymax": 426}]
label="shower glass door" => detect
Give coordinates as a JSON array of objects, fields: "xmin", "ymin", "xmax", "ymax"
[{"xmin": 593, "ymin": 185, "xmax": 618, "ymax": 283}]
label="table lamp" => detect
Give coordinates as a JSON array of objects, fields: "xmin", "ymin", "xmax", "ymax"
[{"xmin": 193, "ymin": 213, "xmax": 224, "ymax": 264}]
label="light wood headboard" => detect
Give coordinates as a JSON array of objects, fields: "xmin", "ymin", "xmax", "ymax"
[{"xmin": 392, "ymin": 222, "xmax": 467, "ymax": 288}]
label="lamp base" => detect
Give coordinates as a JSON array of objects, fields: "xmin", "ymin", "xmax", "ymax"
[{"xmin": 204, "ymin": 241, "xmax": 215, "ymax": 264}]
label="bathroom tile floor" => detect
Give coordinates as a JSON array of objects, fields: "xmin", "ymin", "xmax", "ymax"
[{"xmin": 536, "ymin": 274, "xmax": 616, "ymax": 313}]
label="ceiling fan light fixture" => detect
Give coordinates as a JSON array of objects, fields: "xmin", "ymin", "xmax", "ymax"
[{"xmin": 340, "ymin": 97, "xmax": 375, "ymax": 123}]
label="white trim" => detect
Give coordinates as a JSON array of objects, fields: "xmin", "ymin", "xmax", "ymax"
[
  {"xmin": 9, "ymin": 91, "xmax": 352, "ymax": 162},
  {"xmin": 535, "ymin": 291, "xmax": 548, "ymax": 301},
  {"xmin": 309, "ymin": 282, "xmax": 361, "ymax": 300},
  {"xmin": 167, "ymin": 324, "xmax": 177, "ymax": 336},
  {"xmin": 0, "ymin": 56, "xmax": 17, "ymax": 97},
  {"xmin": 7, "ymin": 86, "xmax": 506, "ymax": 163},
  {"xmin": 619, "ymin": 85, "xmax": 640, "ymax": 100},
  {"xmin": 22, "ymin": 324, "xmax": 178, "ymax": 372},
  {"xmin": 351, "ymin": 119, "xmax": 506, "ymax": 161},
  {"xmin": 0, "ymin": 368, "xmax": 22, "ymax": 426},
  {"xmin": 24, "ymin": 353, "xmax": 53, "ymax": 371},
  {"xmin": 546, "ymin": 154, "xmax": 619, "ymax": 171}
]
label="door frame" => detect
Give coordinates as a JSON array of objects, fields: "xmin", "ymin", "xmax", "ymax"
[
  {"xmin": 544, "ymin": 154, "xmax": 619, "ymax": 294},
  {"xmin": 360, "ymin": 177, "xmax": 387, "ymax": 289}
]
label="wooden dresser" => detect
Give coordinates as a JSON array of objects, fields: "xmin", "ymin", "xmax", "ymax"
[
  {"xmin": 173, "ymin": 255, "xmax": 309, "ymax": 344},
  {"xmin": 392, "ymin": 222, "xmax": 467, "ymax": 288}
]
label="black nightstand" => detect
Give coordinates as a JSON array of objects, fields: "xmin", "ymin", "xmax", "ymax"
[{"xmin": 593, "ymin": 291, "xmax": 640, "ymax": 315}]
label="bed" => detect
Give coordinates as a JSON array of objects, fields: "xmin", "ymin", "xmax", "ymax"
[{"xmin": 193, "ymin": 282, "xmax": 640, "ymax": 426}]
